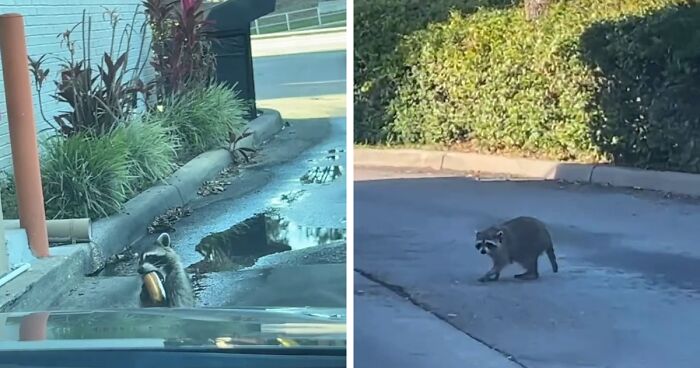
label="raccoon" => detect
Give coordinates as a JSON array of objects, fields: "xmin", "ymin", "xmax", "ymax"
[
  {"xmin": 475, "ymin": 216, "xmax": 558, "ymax": 282},
  {"xmin": 137, "ymin": 233, "xmax": 195, "ymax": 307},
  {"xmin": 195, "ymin": 240, "xmax": 219, "ymax": 262}
]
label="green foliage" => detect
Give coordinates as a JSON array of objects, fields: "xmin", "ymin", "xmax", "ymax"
[
  {"xmin": 39, "ymin": 113, "xmax": 184, "ymax": 219},
  {"xmin": 157, "ymin": 83, "xmax": 248, "ymax": 159},
  {"xmin": 41, "ymin": 134, "xmax": 131, "ymax": 219},
  {"xmin": 227, "ymin": 128, "xmax": 256, "ymax": 164},
  {"xmin": 354, "ymin": 0, "xmax": 514, "ymax": 144},
  {"xmin": 355, "ymin": 0, "xmax": 700, "ymax": 172},
  {"xmin": 144, "ymin": 0, "xmax": 217, "ymax": 99},
  {"xmin": 581, "ymin": 3, "xmax": 700, "ymax": 172},
  {"xmin": 29, "ymin": 8, "xmax": 150, "ymax": 136},
  {"xmin": 35, "ymin": 81, "xmax": 247, "ymax": 219},
  {"xmin": 0, "ymin": 174, "xmax": 18, "ymax": 219},
  {"xmin": 113, "ymin": 117, "xmax": 179, "ymax": 192}
]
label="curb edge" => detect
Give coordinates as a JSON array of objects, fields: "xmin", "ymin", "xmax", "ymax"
[{"xmin": 355, "ymin": 148, "xmax": 700, "ymax": 197}]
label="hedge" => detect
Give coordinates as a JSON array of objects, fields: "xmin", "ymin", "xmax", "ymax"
[
  {"xmin": 354, "ymin": 0, "xmax": 700, "ymax": 173},
  {"xmin": 354, "ymin": 0, "xmax": 514, "ymax": 144}
]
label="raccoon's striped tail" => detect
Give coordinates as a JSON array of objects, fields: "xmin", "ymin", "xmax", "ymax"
[{"xmin": 546, "ymin": 247, "xmax": 558, "ymax": 273}]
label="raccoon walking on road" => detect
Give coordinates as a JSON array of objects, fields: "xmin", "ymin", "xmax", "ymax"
[
  {"xmin": 137, "ymin": 233, "xmax": 195, "ymax": 307},
  {"xmin": 475, "ymin": 216, "xmax": 558, "ymax": 282}
]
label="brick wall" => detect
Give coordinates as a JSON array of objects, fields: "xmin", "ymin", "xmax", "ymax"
[{"xmin": 0, "ymin": 0, "xmax": 154, "ymax": 171}]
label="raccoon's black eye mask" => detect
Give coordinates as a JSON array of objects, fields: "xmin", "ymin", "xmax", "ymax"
[
  {"xmin": 475, "ymin": 241, "xmax": 497, "ymax": 250},
  {"xmin": 476, "ymin": 241, "xmax": 497, "ymax": 250}
]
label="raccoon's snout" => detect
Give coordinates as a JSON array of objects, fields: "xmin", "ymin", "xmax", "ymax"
[
  {"xmin": 480, "ymin": 249, "xmax": 487, "ymax": 254},
  {"xmin": 137, "ymin": 263, "xmax": 157, "ymax": 275}
]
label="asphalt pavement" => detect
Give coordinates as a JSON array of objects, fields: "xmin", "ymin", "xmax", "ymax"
[
  {"xmin": 354, "ymin": 166, "xmax": 700, "ymax": 368},
  {"xmin": 254, "ymin": 50, "xmax": 345, "ymax": 100},
  {"xmin": 253, "ymin": 45, "xmax": 346, "ymax": 119},
  {"xmin": 355, "ymin": 272, "xmax": 521, "ymax": 368}
]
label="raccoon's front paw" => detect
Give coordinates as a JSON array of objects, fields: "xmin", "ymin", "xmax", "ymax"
[
  {"xmin": 478, "ymin": 274, "xmax": 498, "ymax": 282},
  {"xmin": 514, "ymin": 272, "xmax": 539, "ymax": 280}
]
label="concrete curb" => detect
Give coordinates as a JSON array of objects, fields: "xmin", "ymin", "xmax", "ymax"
[
  {"xmin": 355, "ymin": 148, "xmax": 700, "ymax": 197},
  {"xmin": 92, "ymin": 108, "xmax": 283, "ymax": 270},
  {"xmin": 0, "ymin": 109, "xmax": 284, "ymax": 312},
  {"xmin": 0, "ymin": 245, "xmax": 90, "ymax": 312},
  {"xmin": 251, "ymin": 26, "xmax": 346, "ymax": 40}
]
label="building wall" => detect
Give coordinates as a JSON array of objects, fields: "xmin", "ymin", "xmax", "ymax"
[{"xmin": 0, "ymin": 0, "xmax": 153, "ymax": 172}]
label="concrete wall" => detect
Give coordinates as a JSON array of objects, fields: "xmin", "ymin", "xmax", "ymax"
[{"xmin": 0, "ymin": 1, "xmax": 153, "ymax": 172}]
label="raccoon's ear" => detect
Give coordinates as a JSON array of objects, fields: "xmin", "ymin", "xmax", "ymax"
[
  {"xmin": 496, "ymin": 230, "xmax": 503, "ymax": 242},
  {"xmin": 157, "ymin": 233, "xmax": 171, "ymax": 247}
]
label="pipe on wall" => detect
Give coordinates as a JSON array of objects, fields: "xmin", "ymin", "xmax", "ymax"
[
  {"xmin": 3, "ymin": 219, "xmax": 91, "ymax": 244},
  {"xmin": 0, "ymin": 13, "xmax": 49, "ymax": 258}
]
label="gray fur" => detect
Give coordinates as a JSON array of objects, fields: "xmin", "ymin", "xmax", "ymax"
[
  {"xmin": 137, "ymin": 233, "xmax": 195, "ymax": 308},
  {"xmin": 475, "ymin": 216, "xmax": 558, "ymax": 282}
]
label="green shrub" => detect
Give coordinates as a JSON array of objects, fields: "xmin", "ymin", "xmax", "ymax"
[
  {"xmin": 112, "ymin": 117, "xmax": 178, "ymax": 192},
  {"xmin": 354, "ymin": 0, "xmax": 514, "ymax": 144},
  {"xmin": 581, "ymin": 3, "xmax": 700, "ymax": 172},
  {"xmin": 41, "ymin": 134, "xmax": 131, "ymax": 219},
  {"xmin": 0, "ymin": 173, "xmax": 18, "ymax": 219},
  {"xmin": 355, "ymin": 0, "xmax": 700, "ymax": 172},
  {"xmin": 158, "ymin": 83, "xmax": 247, "ymax": 159}
]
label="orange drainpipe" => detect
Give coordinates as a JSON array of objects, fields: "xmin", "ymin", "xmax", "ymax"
[
  {"xmin": 19, "ymin": 312, "xmax": 49, "ymax": 341},
  {"xmin": 0, "ymin": 13, "xmax": 49, "ymax": 258}
]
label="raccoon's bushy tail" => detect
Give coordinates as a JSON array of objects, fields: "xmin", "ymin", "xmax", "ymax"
[{"xmin": 546, "ymin": 247, "xmax": 558, "ymax": 273}]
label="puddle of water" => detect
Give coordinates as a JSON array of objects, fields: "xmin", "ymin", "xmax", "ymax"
[
  {"xmin": 188, "ymin": 210, "xmax": 346, "ymax": 273},
  {"xmin": 307, "ymin": 155, "xmax": 340, "ymax": 163},
  {"xmin": 269, "ymin": 190, "xmax": 306, "ymax": 208},
  {"xmin": 101, "ymin": 206, "xmax": 346, "ymax": 278},
  {"xmin": 300, "ymin": 165, "xmax": 343, "ymax": 184}
]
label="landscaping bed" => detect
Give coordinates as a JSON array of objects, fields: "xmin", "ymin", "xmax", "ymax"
[{"xmin": 2, "ymin": 0, "xmax": 256, "ymax": 220}]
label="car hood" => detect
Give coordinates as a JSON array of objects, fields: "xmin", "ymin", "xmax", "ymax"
[{"xmin": 0, "ymin": 307, "xmax": 345, "ymax": 351}]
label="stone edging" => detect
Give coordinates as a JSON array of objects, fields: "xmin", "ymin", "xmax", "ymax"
[{"xmin": 355, "ymin": 148, "xmax": 700, "ymax": 197}]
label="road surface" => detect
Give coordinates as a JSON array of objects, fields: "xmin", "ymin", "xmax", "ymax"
[
  {"xmin": 254, "ymin": 50, "xmax": 345, "ymax": 100},
  {"xmin": 354, "ymin": 166, "xmax": 700, "ymax": 368},
  {"xmin": 253, "ymin": 33, "xmax": 346, "ymax": 119}
]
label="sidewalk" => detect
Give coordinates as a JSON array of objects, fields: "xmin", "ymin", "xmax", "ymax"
[{"xmin": 251, "ymin": 27, "xmax": 346, "ymax": 57}]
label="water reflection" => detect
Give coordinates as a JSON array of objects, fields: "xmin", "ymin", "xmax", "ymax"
[
  {"xmin": 0, "ymin": 311, "xmax": 345, "ymax": 348},
  {"xmin": 189, "ymin": 211, "xmax": 346, "ymax": 273},
  {"xmin": 300, "ymin": 165, "xmax": 343, "ymax": 184}
]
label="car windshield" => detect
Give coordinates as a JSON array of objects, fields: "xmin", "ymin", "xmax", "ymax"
[{"xmin": 0, "ymin": 0, "xmax": 346, "ymax": 354}]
